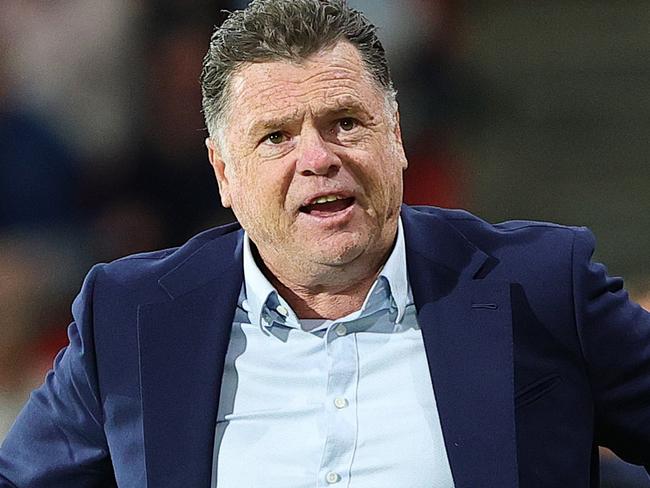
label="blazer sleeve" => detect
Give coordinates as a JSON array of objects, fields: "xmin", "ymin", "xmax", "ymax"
[
  {"xmin": 572, "ymin": 227, "xmax": 650, "ymax": 472},
  {"xmin": 0, "ymin": 265, "xmax": 115, "ymax": 487}
]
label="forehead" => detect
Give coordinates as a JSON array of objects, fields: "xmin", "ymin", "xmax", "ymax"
[{"xmin": 227, "ymin": 41, "xmax": 385, "ymax": 121}]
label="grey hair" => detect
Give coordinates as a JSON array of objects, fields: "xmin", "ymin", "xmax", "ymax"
[{"xmin": 200, "ymin": 0, "xmax": 397, "ymax": 141}]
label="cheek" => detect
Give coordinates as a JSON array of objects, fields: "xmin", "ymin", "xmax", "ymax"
[
  {"xmin": 223, "ymin": 170, "xmax": 261, "ymax": 223},
  {"xmin": 368, "ymin": 166, "xmax": 403, "ymax": 223},
  {"xmin": 357, "ymin": 154, "xmax": 402, "ymax": 201},
  {"xmin": 231, "ymin": 168, "xmax": 293, "ymax": 224}
]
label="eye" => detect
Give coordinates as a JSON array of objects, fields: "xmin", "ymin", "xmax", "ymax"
[
  {"xmin": 338, "ymin": 118, "xmax": 357, "ymax": 131},
  {"xmin": 264, "ymin": 131, "xmax": 286, "ymax": 145}
]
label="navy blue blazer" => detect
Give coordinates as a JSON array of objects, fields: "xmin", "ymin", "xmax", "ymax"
[{"xmin": 1, "ymin": 205, "xmax": 649, "ymax": 487}]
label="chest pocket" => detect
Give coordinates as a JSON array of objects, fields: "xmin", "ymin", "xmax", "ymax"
[{"xmin": 515, "ymin": 373, "xmax": 561, "ymax": 409}]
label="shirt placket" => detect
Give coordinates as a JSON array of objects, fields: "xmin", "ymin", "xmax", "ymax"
[{"xmin": 317, "ymin": 319, "xmax": 360, "ymax": 488}]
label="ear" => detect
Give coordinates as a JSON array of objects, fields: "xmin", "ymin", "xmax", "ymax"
[
  {"xmin": 206, "ymin": 137, "xmax": 232, "ymax": 208},
  {"xmin": 393, "ymin": 110, "xmax": 408, "ymax": 170}
]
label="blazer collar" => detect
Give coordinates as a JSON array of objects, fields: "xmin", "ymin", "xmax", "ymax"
[
  {"xmin": 400, "ymin": 205, "xmax": 490, "ymax": 281},
  {"xmin": 157, "ymin": 207, "xmax": 485, "ymax": 300},
  {"xmin": 157, "ymin": 227, "xmax": 244, "ymax": 300}
]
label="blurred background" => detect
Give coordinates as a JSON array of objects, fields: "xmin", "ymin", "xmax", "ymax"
[{"xmin": 0, "ymin": 1, "xmax": 648, "ymax": 485}]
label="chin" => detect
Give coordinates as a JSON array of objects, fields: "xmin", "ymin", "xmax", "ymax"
[{"xmin": 308, "ymin": 234, "xmax": 370, "ymax": 267}]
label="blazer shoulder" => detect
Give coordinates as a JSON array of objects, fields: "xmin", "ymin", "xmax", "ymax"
[
  {"xmin": 412, "ymin": 205, "xmax": 584, "ymax": 244},
  {"xmin": 93, "ymin": 221, "xmax": 243, "ymax": 295},
  {"xmin": 404, "ymin": 205, "xmax": 592, "ymax": 277}
]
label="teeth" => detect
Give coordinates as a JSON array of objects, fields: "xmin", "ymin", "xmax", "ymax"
[{"xmin": 313, "ymin": 195, "xmax": 342, "ymax": 204}]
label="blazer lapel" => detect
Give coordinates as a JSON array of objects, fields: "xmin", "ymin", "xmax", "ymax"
[
  {"xmin": 138, "ymin": 231, "xmax": 244, "ymax": 487},
  {"xmin": 402, "ymin": 206, "xmax": 518, "ymax": 488}
]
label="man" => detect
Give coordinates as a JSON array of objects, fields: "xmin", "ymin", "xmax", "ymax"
[{"xmin": 1, "ymin": 1, "xmax": 650, "ymax": 487}]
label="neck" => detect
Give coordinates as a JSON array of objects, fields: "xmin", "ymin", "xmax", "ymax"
[
  {"xmin": 269, "ymin": 270, "xmax": 381, "ymax": 319},
  {"xmin": 254, "ymin": 244, "xmax": 392, "ymax": 320}
]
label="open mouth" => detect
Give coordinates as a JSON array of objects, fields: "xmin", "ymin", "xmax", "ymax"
[{"xmin": 299, "ymin": 195, "xmax": 356, "ymax": 217}]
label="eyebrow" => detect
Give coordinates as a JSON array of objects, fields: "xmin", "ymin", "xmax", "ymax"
[
  {"xmin": 248, "ymin": 114, "xmax": 298, "ymax": 138},
  {"xmin": 247, "ymin": 97, "xmax": 372, "ymax": 137}
]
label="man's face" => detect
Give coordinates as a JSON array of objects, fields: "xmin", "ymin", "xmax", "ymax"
[{"xmin": 207, "ymin": 41, "xmax": 407, "ymax": 276}]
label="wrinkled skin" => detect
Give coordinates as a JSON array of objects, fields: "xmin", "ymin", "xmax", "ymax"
[{"xmin": 207, "ymin": 41, "xmax": 408, "ymax": 317}]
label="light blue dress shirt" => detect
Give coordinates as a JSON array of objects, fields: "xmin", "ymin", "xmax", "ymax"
[{"xmin": 212, "ymin": 220, "xmax": 455, "ymax": 487}]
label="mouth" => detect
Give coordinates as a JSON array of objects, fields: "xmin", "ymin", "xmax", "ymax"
[{"xmin": 299, "ymin": 194, "xmax": 356, "ymax": 217}]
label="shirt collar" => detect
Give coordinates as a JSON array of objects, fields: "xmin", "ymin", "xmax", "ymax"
[
  {"xmin": 378, "ymin": 217, "xmax": 411, "ymax": 323},
  {"xmin": 242, "ymin": 235, "xmax": 299, "ymax": 329},
  {"xmin": 241, "ymin": 217, "xmax": 412, "ymax": 328}
]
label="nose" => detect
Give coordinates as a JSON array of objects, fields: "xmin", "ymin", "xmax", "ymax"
[{"xmin": 295, "ymin": 130, "xmax": 341, "ymax": 177}]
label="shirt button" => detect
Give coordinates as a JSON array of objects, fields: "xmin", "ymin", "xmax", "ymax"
[
  {"xmin": 334, "ymin": 397, "xmax": 348, "ymax": 409},
  {"xmin": 276, "ymin": 305, "xmax": 288, "ymax": 316},
  {"xmin": 334, "ymin": 324, "xmax": 347, "ymax": 337},
  {"xmin": 325, "ymin": 472, "xmax": 340, "ymax": 484}
]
